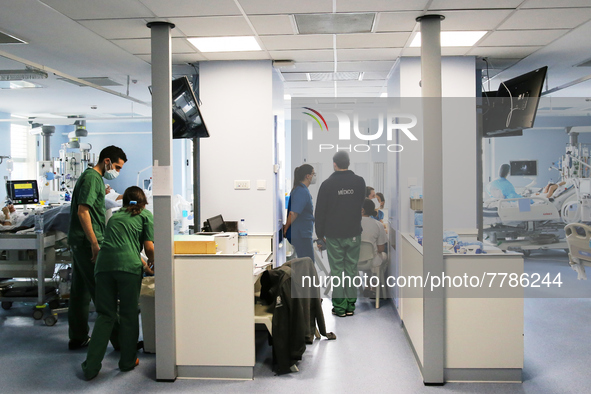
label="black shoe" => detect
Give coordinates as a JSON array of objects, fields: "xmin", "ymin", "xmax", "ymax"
[
  {"xmin": 69, "ymin": 337, "xmax": 90, "ymax": 350},
  {"xmin": 332, "ymin": 308, "xmax": 346, "ymax": 317}
]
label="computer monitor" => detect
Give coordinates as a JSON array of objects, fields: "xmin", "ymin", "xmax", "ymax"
[
  {"xmin": 206, "ymin": 214, "xmax": 226, "ymax": 233},
  {"xmin": 510, "ymin": 160, "xmax": 537, "ymax": 176},
  {"xmin": 6, "ymin": 180, "xmax": 40, "ymax": 205}
]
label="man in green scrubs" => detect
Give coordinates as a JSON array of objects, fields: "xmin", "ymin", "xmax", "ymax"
[{"xmin": 67, "ymin": 145, "xmax": 127, "ymax": 350}]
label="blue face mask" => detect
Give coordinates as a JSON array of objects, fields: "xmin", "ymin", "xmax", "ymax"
[{"xmin": 104, "ymin": 161, "xmax": 119, "ymax": 180}]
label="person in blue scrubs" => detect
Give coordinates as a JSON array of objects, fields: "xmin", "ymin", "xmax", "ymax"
[
  {"xmin": 284, "ymin": 164, "xmax": 316, "ymax": 262},
  {"xmin": 490, "ymin": 163, "xmax": 521, "ymax": 199}
]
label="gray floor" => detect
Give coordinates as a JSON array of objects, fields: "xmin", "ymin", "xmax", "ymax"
[{"xmin": 1, "ymin": 251, "xmax": 589, "ymax": 393}]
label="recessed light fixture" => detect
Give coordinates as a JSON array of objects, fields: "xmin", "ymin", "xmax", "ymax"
[
  {"xmin": 284, "ymin": 94, "xmax": 292, "ymax": 100},
  {"xmin": 380, "ymin": 92, "xmax": 388, "ymax": 98},
  {"xmin": 187, "ymin": 36, "xmax": 261, "ymax": 53},
  {"xmin": 0, "ymin": 80, "xmax": 43, "ymax": 90},
  {"xmin": 410, "ymin": 31, "xmax": 487, "ymax": 47}
]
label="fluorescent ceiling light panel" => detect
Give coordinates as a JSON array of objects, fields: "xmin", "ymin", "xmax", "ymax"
[
  {"xmin": 0, "ymin": 81, "xmax": 43, "ymax": 89},
  {"xmin": 410, "ymin": 31, "xmax": 487, "ymax": 47},
  {"xmin": 380, "ymin": 92, "xmax": 388, "ymax": 98},
  {"xmin": 188, "ymin": 36, "xmax": 261, "ymax": 52},
  {"xmin": 284, "ymin": 94, "xmax": 292, "ymax": 100}
]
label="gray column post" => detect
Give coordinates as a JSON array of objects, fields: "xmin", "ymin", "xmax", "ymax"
[
  {"xmin": 417, "ymin": 14, "xmax": 445, "ymax": 385},
  {"xmin": 147, "ymin": 21, "xmax": 177, "ymax": 382}
]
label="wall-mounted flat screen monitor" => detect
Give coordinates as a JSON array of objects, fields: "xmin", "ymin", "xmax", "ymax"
[
  {"xmin": 172, "ymin": 76, "xmax": 210, "ymax": 139},
  {"xmin": 6, "ymin": 180, "xmax": 39, "ymax": 205},
  {"xmin": 482, "ymin": 66, "xmax": 547, "ymax": 138},
  {"xmin": 510, "ymin": 160, "xmax": 537, "ymax": 176}
]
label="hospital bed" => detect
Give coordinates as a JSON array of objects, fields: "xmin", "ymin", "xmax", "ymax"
[
  {"xmin": 565, "ymin": 223, "xmax": 591, "ymax": 280},
  {"xmin": 483, "ymin": 183, "xmax": 577, "ymax": 253},
  {"xmin": 0, "ymin": 230, "xmax": 69, "ymax": 326}
]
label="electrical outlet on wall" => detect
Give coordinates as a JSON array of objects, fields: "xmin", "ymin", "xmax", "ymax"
[{"xmin": 234, "ymin": 180, "xmax": 250, "ymax": 190}]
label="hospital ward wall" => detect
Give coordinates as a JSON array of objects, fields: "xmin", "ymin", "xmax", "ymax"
[
  {"xmin": 0, "ymin": 112, "xmax": 10, "ymax": 202},
  {"xmin": 488, "ymin": 128, "xmax": 591, "ymax": 190},
  {"xmin": 199, "ymin": 60, "xmax": 276, "ymax": 234}
]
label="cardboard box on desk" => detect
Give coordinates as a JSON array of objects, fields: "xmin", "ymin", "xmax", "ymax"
[{"xmin": 174, "ymin": 235, "xmax": 216, "ymax": 254}]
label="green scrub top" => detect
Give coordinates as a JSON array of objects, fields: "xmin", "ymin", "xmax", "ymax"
[
  {"xmin": 95, "ymin": 208, "xmax": 154, "ymax": 275},
  {"xmin": 68, "ymin": 168, "xmax": 106, "ymax": 246}
]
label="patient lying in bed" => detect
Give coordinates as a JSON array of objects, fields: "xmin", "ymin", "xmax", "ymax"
[{"xmin": 0, "ymin": 205, "xmax": 26, "ymax": 227}]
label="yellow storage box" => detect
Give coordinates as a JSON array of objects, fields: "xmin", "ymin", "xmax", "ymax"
[{"xmin": 174, "ymin": 235, "xmax": 216, "ymax": 254}]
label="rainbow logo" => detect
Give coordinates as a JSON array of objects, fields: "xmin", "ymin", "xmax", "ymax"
[{"xmin": 302, "ymin": 107, "xmax": 329, "ymax": 131}]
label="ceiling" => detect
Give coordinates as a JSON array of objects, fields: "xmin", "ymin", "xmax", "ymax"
[{"xmin": 1, "ymin": 0, "xmax": 591, "ymax": 121}]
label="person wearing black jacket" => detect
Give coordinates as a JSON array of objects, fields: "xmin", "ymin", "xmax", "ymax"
[{"xmin": 314, "ymin": 151, "xmax": 366, "ymax": 317}]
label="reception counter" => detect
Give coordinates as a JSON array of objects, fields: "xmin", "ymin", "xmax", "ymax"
[{"xmin": 399, "ymin": 233, "xmax": 524, "ymax": 383}]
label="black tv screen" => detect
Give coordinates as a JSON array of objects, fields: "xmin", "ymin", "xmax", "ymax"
[
  {"xmin": 510, "ymin": 160, "xmax": 537, "ymax": 176},
  {"xmin": 172, "ymin": 76, "xmax": 209, "ymax": 139},
  {"xmin": 482, "ymin": 66, "xmax": 547, "ymax": 138}
]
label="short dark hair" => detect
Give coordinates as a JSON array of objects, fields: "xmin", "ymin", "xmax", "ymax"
[
  {"xmin": 98, "ymin": 145, "xmax": 127, "ymax": 164},
  {"xmin": 362, "ymin": 198, "xmax": 376, "ymax": 217},
  {"xmin": 366, "ymin": 186, "xmax": 375, "ymax": 197},
  {"xmin": 122, "ymin": 186, "xmax": 148, "ymax": 216},
  {"xmin": 333, "ymin": 151, "xmax": 350, "ymax": 170}
]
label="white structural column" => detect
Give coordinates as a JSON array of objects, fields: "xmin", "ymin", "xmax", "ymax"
[
  {"xmin": 417, "ymin": 14, "xmax": 445, "ymax": 385},
  {"xmin": 147, "ymin": 21, "xmax": 176, "ymax": 382}
]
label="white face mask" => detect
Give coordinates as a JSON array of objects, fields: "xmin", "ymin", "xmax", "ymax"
[
  {"xmin": 310, "ymin": 173, "xmax": 317, "ymax": 185},
  {"xmin": 371, "ymin": 198, "xmax": 380, "ymax": 209},
  {"xmin": 104, "ymin": 161, "xmax": 119, "ymax": 180}
]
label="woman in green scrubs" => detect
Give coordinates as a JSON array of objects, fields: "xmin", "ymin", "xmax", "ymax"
[{"xmin": 82, "ymin": 186, "xmax": 154, "ymax": 380}]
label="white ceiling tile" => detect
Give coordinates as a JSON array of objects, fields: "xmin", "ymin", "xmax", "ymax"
[
  {"xmin": 281, "ymin": 73, "xmax": 309, "ymax": 81},
  {"xmin": 337, "ymin": 33, "xmax": 410, "ymax": 49},
  {"xmin": 401, "ymin": 47, "xmax": 471, "ymax": 56},
  {"xmin": 249, "ymin": 15, "xmax": 295, "ymax": 35},
  {"xmin": 337, "ymin": 0, "xmax": 428, "ymax": 12},
  {"xmin": 111, "ymin": 37, "xmax": 195, "ymax": 54},
  {"xmin": 437, "ymin": 10, "xmax": 513, "ymax": 31},
  {"xmin": 260, "ymin": 35, "xmax": 333, "ymax": 50},
  {"xmin": 290, "ymin": 62, "xmax": 335, "ymax": 72},
  {"xmin": 479, "ymin": 29, "xmax": 569, "ymax": 47},
  {"xmin": 338, "ymin": 61, "xmax": 395, "ymax": 71},
  {"xmin": 285, "ymin": 81, "xmax": 334, "ymax": 88},
  {"xmin": 201, "ymin": 52, "xmax": 270, "ymax": 61},
  {"xmin": 172, "ymin": 53, "xmax": 208, "ymax": 63},
  {"xmin": 429, "ymin": 0, "xmax": 523, "ymax": 10},
  {"xmin": 269, "ymin": 50, "xmax": 334, "ymax": 62},
  {"xmin": 41, "ymin": 0, "xmax": 155, "ymax": 20},
  {"xmin": 139, "ymin": 0, "xmax": 241, "ymax": 17},
  {"xmin": 468, "ymin": 46, "xmax": 542, "ymax": 58},
  {"xmin": 363, "ymin": 71, "xmax": 391, "ymax": 79},
  {"xmin": 401, "ymin": 47, "xmax": 421, "ymax": 56},
  {"xmin": 522, "ymin": 0, "xmax": 591, "ymax": 8},
  {"xmin": 79, "ymin": 19, "xmax": 183, "ymax": 40},
  {"xmin": 137, "ymin": 52, "xmax": 208, "ymax": 64},
  {"xmin": 499, "ymin": 8, "xmax": 591, "ymax": 30},
  {"xmin": 168, "ymin": 16, "xmax": 253, "ymax": 37},
  {"xmin": 337, "ymin": 48, "xmax": 401, "ymax": 61},
  {"xmin": 375, "ymin": 12, "xmax": 423, "ymax": 32},
  {"xmin": 337, "ymin": 80, "xmax": 386, "ymax": 87},
  {"xmin": 239, "ymin": 0, "xmax": 332, "ymax": 15}
]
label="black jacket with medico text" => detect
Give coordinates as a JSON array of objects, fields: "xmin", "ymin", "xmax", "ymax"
[{"xmin": 314, "ymin": 170, "xmax": 366, "ymax": 240}]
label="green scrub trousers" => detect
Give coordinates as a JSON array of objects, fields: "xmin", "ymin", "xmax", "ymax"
[
  {"xmin": 326, "ymin": 236, "xmax": 361, "ymax": 315},
  {"xmin": 69, "ymin": 242, "xmax": 119, "ymax": 346},
  {"xmin": 82, "ymin": 270, "xmax": 142, "ymax": 378}
]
